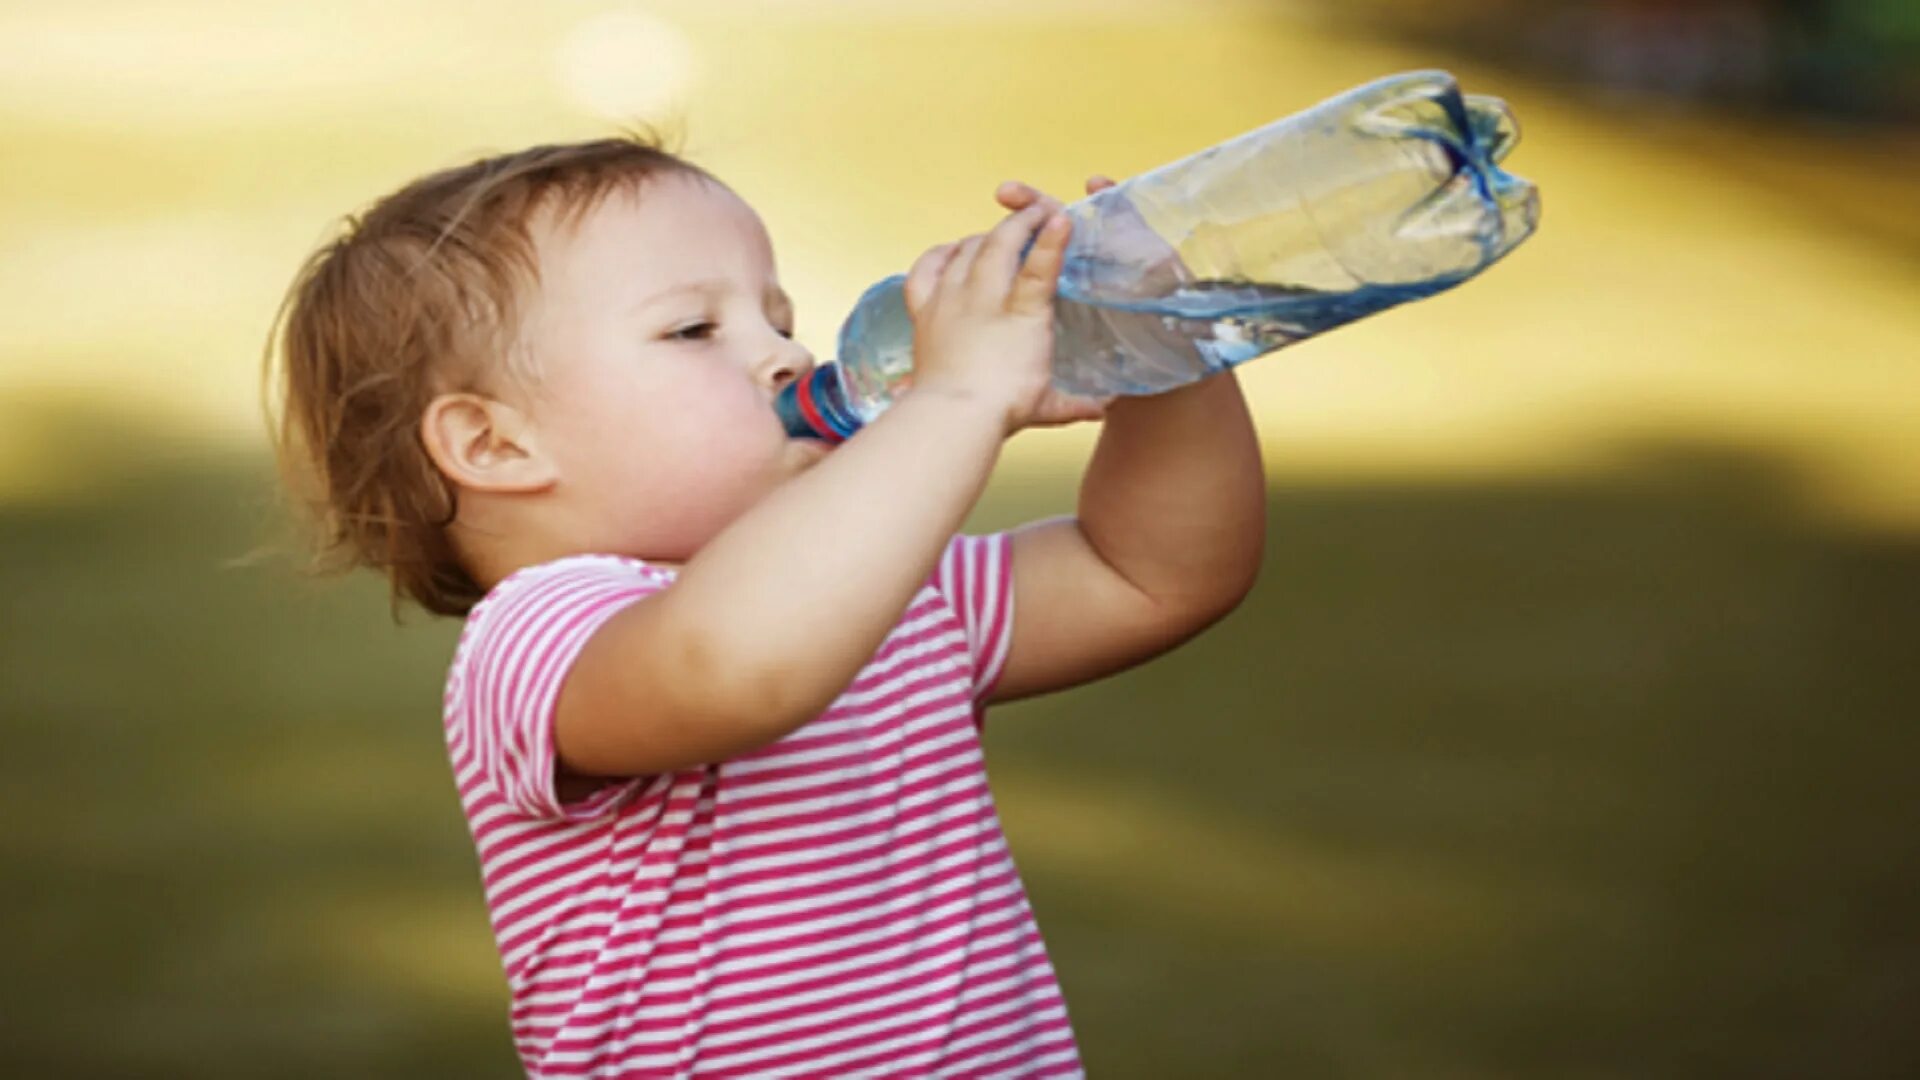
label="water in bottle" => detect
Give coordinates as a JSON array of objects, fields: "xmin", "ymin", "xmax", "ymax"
[{"xmin": 777, "ymin": 69, "xmax": 1540, "ymax": 442}]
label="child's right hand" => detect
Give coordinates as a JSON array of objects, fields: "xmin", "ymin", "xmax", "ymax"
[{"xmin": 902, "ymin": 196, "xmax": 1102, "ymax": 435}]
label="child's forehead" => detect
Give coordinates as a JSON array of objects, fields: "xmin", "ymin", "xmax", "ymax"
[
  {"xmin": 538, "ymin": 175, "xmax": 773, "ymax": 272},
  {"xmin": 524, "ymin": 176, "xmax": 777, "ymax": 319}
]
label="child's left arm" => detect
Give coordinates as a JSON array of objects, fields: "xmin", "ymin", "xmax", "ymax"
[
  {"xmin": 989, "ymin": 369, "xmax": 1267, "ymax": 702},
  {"xmin": 989, "ymin": 176, "xmax": 1268, "ymax": 704}
]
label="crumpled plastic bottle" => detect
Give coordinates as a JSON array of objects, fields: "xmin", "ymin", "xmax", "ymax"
[{"xmin": 777, "ymin": 69, "xmax": 1539, "ymax": 442}]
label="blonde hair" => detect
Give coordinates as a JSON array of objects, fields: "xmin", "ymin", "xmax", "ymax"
[{"xmin": 265, "ymin": 132, "xmax": 710, "ymax": 617}]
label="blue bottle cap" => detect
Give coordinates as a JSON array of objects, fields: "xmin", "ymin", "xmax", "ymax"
[{"xmin": 773, "ymin": 366, "xmax": 861, "ymax": 443}]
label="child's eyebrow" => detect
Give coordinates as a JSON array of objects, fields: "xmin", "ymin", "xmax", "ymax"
[{"xmin": 632, "ymin": 280, "xmax": 795, "ymax": 316}]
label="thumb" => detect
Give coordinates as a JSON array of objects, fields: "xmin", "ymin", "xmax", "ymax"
[
  {"xmin": 1027, "ymin": 389, "xmax": 1110, "ymax": 427},
  {"xmin": 1007, "ymin": 211, "xmax": 1071, "ymax": 316}
]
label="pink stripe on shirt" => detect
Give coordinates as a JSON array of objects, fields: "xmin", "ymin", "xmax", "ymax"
[{"xmin": 443, "ymin": 535, "xmax": 1081, "ymax": 1078}]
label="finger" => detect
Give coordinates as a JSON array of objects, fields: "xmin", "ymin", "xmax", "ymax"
[
  {"xmin": 995, "ymin": 180, "xmax": 1038, "ymax": 211},
  {"xmin": 1006, "ymin": 210, "xmax": 1071, "ymax": 315},
  {"xmin": 904, "ymin": 242, "xmax": 960, "ymax": 314},
  {"xmin": 968, "ymin": 202, "xmax": 1054, "ymax": 289},
  {"xmin": 996, "ymin": 180, "xmax": 1069, "ymax": 216},
  {"xmin": 939, "ymin": 234, "xmax": 987, "ymax": 293},
  {"xmin": 1085, "ymin": 174, "xmax": 1117, "ymax": 194}
]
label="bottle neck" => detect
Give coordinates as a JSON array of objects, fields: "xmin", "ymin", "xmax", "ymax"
[{"xmin": 773, "ymin": 365, "xmax": 863, "ymax": 443}]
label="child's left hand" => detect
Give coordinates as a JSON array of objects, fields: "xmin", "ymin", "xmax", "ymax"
[{"xmin": 990, "ymin": 176, "xmax": 1120, "ymax": 430}]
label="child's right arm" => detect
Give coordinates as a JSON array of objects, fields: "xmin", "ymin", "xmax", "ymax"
[{"xmin": 549, "ymin": 200, "xmax": 1078, "ymax": 780}]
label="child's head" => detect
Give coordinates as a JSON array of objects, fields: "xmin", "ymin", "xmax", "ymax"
[{"xmin": 269, "ymin": 134, "xmax": 822, "ymax": 616}]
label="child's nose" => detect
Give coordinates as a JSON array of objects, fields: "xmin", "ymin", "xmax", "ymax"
[{"xmin": 761, "ymin": 337, "xmax": 815, "ymax": 391}]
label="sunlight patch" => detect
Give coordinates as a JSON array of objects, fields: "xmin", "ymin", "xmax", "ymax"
[{"xmin": 554, "ymin": 9, "xmax": 701, "ymax": 123}]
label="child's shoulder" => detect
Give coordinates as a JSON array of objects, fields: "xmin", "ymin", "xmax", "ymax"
[{"xmin": 455, "ymin": 553, "xmax": 676, "ymax": 658}]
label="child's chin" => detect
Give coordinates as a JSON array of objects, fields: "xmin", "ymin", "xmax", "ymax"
[{"xmin": 786, "ymin": 437, "xmax": 832, "ymax": 468}]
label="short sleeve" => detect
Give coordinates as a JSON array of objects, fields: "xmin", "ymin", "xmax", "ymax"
[
  {"xmin": 932, "ymin": 532, "xmax": 1015, "ymax": 701},
  {"xmin": 446, "ymin": 557, "xmax": 670, "ymax": 822}
]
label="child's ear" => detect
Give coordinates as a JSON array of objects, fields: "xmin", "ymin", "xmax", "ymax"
[{"xmin": 420, "ymin": 392, "xmax": 558, "ymax": 494}]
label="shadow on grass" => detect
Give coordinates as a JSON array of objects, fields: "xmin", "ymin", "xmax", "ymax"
[{"xmin": 2, "ymin": 416, "xmax": 1915, "ymax": 1078}]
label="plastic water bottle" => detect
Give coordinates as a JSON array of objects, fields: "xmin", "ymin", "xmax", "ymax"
[{"xmin": 776, "ymin": 69, "xmax": 1539, "ymax": 443}]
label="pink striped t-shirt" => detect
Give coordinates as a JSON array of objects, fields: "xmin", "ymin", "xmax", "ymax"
[{"xmin": 442, "ymin": 533, "xmax": 1083, "ymax": 1079}]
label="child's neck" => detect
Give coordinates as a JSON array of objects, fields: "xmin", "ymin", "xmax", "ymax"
[{"xmin": 459, "ymin": 529, "xmax": 687, "ymax": 593}]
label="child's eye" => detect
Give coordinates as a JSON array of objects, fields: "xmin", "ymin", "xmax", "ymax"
[{"xmin": 667, "ymin": 321, "xmax": 717, "ymax": 342}]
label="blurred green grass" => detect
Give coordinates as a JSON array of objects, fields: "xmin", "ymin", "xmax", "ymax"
[{"xmin": 4, "ymin": 423, "xmax": 1915, "ymax": 1078}]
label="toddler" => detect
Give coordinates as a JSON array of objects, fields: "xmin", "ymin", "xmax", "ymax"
[{"xmin": 269, "ymin": 135, "xmax": 1266, "ymax": 1078}]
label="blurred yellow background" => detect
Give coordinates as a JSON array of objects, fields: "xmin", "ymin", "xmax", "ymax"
[
  {"xmin": 3, "ymin": 1, "xmax": 1917, "ymax": 1076},
  {"xmin": 5, "ymin": 0, "xmax": 1917, "ymax": 518}
]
